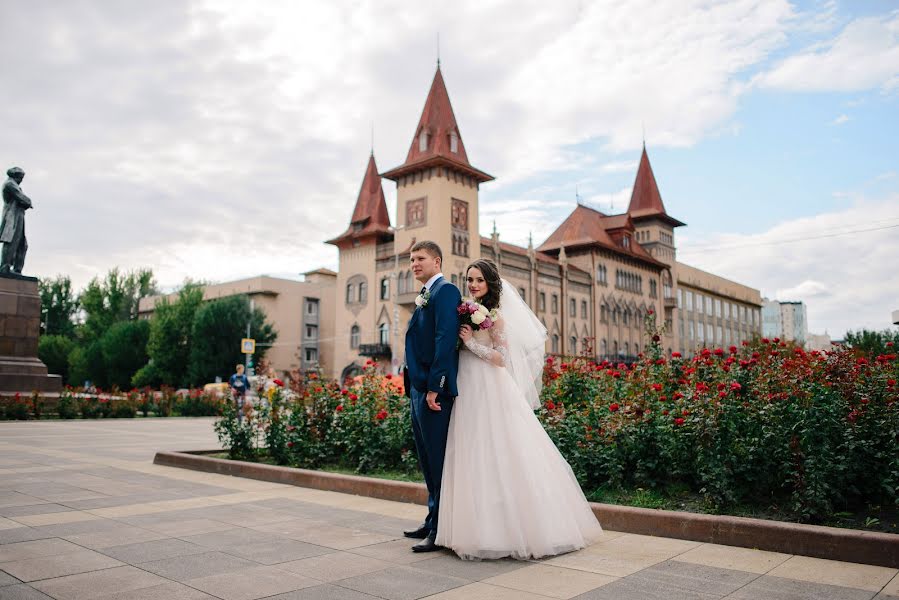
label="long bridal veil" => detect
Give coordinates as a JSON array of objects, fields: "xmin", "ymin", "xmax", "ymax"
[{"xmin": 499, "ymin": 279, "xmax": 547, "ymax": 409}]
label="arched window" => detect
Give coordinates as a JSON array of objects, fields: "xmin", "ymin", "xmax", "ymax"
[
  {"xmin": 380, "ymin": 277, "xmax": 390, "ymax": 300},
  {"xmin": 570, "ymin": 336, "xmax": 577, "ymax": 354},
  {"xmin": 624, "ymin": 342, "xmax": 629, "ymax": 356},
  {"xmin": 350, "ymin": 325, "xmax": 360, "ymax": 349},
  {"xmin": 601, "ymin": 339, "xmax": 607, "ymax": 356},
  {"xmin": 449, "ymin": 130, "xmax": 459, "ymax": 153},
  {"xmin": 358, "ymin": 282, "xmax": 367, "ymax": 303},
  {"xmin": 551, "ymin": 335, "xmax": 559, "ymax": 354},
  {"xmin": 613, "ymin": 340, "xmax": 619, "ymax": 355},
  {"xmin": 345, "ymin": 284, "xmax": 354, "ymax": 304},
  {"xmin": 379, "ymin": 323, "xmax": 390, "ymax": 345},
  {"xmin": 419, "ymin": 129, "xmax": 429, "ymax": 152}
]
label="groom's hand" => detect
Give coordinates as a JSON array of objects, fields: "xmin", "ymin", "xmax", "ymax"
[{"xmin": 426, "ymin": 391, "xmax": 441, "ymax": 412}]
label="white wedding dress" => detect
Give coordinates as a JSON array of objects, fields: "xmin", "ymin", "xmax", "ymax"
[{"xmin": 436, "ymin": 304, "xmax": 603, "ymax": 560}]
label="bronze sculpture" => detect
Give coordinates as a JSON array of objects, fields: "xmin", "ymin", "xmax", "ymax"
[{"xmin": 1, "ymin": 167, "xmax": 32, "ymax": 274}]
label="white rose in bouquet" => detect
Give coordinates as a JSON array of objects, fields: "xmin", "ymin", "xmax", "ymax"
[
  {"xmin": 470, "ymin": 311, "xmax": 487, "ymax": 325},
  {"xmin": 477, "ymin": 304, "xmax": 489, "ymax": 315}
]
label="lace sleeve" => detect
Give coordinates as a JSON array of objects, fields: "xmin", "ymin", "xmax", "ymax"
[{"xmin": 463, "ymin": 317, "xmax": 508, "ymax": 367}]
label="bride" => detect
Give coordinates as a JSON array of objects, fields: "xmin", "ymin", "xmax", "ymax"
[{"xmin": 436, "ymin": 258, "xmax": 603, "ymax": 560}]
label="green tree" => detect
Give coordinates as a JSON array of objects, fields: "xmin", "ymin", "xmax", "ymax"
[
  {"xmin": 187, "ymin": 296, "xmax": 277, "ymax": 386},
  {"xmin": 67, "ymin": 340, "xmax": 105, "ymax": 388},
  {"xmin": 39, "ymin": 276, "xmax": 78, "ymax": 337},
  {"xmin": 38, "ymin": 335, "xmax": 74, "ymax": 382},
  {"xmin": 844, "ymin": 328, "xmax": 899, "ymax": 355},
  {"xmin": 133, "ymin": 283, "xmax": 204, "ymax": 388},
  {"xmin": 79, "ymin": 267, "xmax": 157, "ymax": 343},
  {"xmin": 100, "ymin": 320, "xmax": 150, "ymax": 389}
]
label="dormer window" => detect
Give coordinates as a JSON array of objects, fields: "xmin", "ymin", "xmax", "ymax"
[
  {"xmin": 419, "ymin": 129, "xmax": 429, "ymax": 152},
  {"xmin": 449, "ymin": 130, "xmax": 458, "ymax": 153},
  {"xmin": 622, "ymin": 234, "xmax": 630, "ymax": 248}
]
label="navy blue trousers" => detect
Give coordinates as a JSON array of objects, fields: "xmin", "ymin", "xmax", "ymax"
[{"xmin": 409, "ymin": 387, "xmax": 454, "ymax": 535}]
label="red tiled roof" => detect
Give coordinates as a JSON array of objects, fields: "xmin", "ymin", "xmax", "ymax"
[
  {"xmin": 627, "ymin": 147, "xmax": 685, "ymax": 227},
  {"xmin": 326, "ymin": 154, "xmax": 392, "ymax": 247},
  {"xmin": 480, "ymin": 236, "xmax": 587, "ymax": 273},
  {"xmin": 382, "ymin": 67, "xmax": 493, "ymax": 183},
  {"xmin": 537, "ymin": 204, "xmax": 665, "ymax": 267}
]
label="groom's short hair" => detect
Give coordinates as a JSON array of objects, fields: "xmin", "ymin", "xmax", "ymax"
[{"xmin": 411, "ymin": 240, "xmax": 443, "ymax": 264}]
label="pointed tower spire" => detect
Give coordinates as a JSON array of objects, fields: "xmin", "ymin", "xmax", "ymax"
[
  {"xmin": 382, "ymin": 66, "xmax": 493, "ymax": 183},
  {"xmin": 626, "ymin": 146, "xmax": 685, "ymax": 227},
  {"xmin": 326, "ymin": 154, "xmax": 392, "ymax": 247}
]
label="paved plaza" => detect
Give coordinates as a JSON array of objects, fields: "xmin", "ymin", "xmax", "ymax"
[{"xmin": 0, "ymin": 419, "xmax": 897, "ymax": 600}]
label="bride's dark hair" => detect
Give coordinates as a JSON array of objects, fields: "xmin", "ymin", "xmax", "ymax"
[{"xmin": 466, "ymin": 259, "xmax": 502, "ymax": 310}]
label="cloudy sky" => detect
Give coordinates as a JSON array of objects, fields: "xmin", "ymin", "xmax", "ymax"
[{"xmin": 2, "ymin": 0, "xmax": 897, "ymax": 338}]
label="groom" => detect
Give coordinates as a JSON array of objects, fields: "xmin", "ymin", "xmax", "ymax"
[{"xmin": 402, "ymin": 240, "xmax": 461, "ymax": 552}]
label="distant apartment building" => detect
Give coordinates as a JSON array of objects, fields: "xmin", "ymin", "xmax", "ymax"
[
  {"xmin": 806, "ymin": 332, "xmax": 832, "ymax": 351},
  {"xmin": 762, "ymin": 299, "xmax": 808, "ymax": 346},
  {"xmin": 137, "ymin": 271, "xmax": 336, "ymax": 378}
]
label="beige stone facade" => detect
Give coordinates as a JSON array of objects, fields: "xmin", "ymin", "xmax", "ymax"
[
  {"xmin": 322, "ymin": 66, "xmax": 763, "ymax": 381},
  {"xmin": 137, "ymin": 272, "xmax": 336, "ymax": 378}
]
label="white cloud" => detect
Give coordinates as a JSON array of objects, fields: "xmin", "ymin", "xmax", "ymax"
[
  {"xmin": 754, "ymin": 11, "xmax": 899, "ymax": 92},
  {"xmin": 830, "ymin": 113, "xmax": 850, "ymax": 125},
  {"xmin": 678, "ymin": 194, "xmax": 899, "ymax": 337}
]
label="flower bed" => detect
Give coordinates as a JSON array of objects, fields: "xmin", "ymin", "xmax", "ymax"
[
  {"xmin": 0, "ymin": 386, "xmax": 225, "ymax": 420},
  {"xmin": 213, "ymin": 320, "xmax": 898, "ymax": 528}
]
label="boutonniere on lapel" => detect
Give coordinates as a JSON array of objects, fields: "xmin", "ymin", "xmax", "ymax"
[{"xmin": 415, "ymin": 289, "xmax": 431, "ymax": 308}]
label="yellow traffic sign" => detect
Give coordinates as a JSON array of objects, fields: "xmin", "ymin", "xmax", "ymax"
[{"xmin": 241, "ymin": 338, "xmax": 256, "ymax": 354}]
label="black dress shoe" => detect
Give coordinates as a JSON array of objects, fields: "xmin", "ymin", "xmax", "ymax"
[
  {"xmin": 403, "ymin": 524, "xmax": 430, "ymax": 539},
  {"xmin": 411, "ymin": 534, "xmax": 440, "ymax": 553}
]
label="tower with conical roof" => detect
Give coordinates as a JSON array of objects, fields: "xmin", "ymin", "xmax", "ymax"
[
  {"xmin": 326, "ymin": 153, "xmax": 393, "ymax": 379},
  {"xmin": 382, "ymin": 65, "xmax": 493, "ymax": 286},
  {"xmin": 626, "ymin": 145, "xmax": 685, "ymax": 266}
]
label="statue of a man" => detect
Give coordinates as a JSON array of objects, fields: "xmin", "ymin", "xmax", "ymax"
[{"xmin": 1, "ymin": 167, "xmax": 32, "ymax": 274}]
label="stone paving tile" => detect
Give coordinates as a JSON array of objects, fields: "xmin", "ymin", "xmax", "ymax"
[
  {"xmin": 413, "ymin": 553, "xmax": 529, "ymax": 582},
  {"xmin": 0, "ymin": 504, "xmax": 74, "ymax": 518},
  {"xmin": 0, "ymin": 539, "xmax": 82, "ymax": 563},
  {"xmin": 0, "ymin": 569, "xmax": 22, "ymax": 587},
  {"xmin": 336, "ymin": 565, "xmax": 470, "ymax": 600},
  {"xmin": 482, "ymin": 563, "xmax": 618, "ymax": 599},
  {"xmin": 276, "ymin": 550, "xmax": 392, "ymax": 582},
  {"xmin": 29, "ymin": 565, "xmax": 170, "ymax": 600},
  {"xmin": 542, "ymin": 532, "xmax": 700, "ymax": 577},
  {"xmin": 31, "ymin": 518, "xmax": 123, "ymax": 538},
  {"xmin": 137, "ymin": 550, "xmax": 260, "ymax": 581},
  {"xmin": 768, "ymin": 556, "xmax": 897, "ymax": 592},
  {"xmin": 425, "ymin": 582, "xmax": 555, "ymax": 600},
  {"xmin": 723, "ymin": 575, "xmax": 876, "ymax": 600},
  {"xmin": 0, "ymin": 519, "xmax": 27, "ymax": 532},
  {"xmin": 569, "ymin": 560, "xmax": 758, "ymax": 600},
  {"xmin": 0, "ymin": 529, "xmax": 53, "ymax": 546},
  {"xmin": 260, "ymin": 522, "xmax": 396, "ymax": 550},
  {"xmin": 0, "ymin": 494, "xmax": 47, "ymax": 509},
  {"xmin": 135, "ymin": 518, "xmax": 235, "ymax": 537},
  {"xmin": 880, "ymin": 573, "xmax": 899, "ymax": 598},
  {"xmin": 11, "ymin": 511, "xmax": 99, "ymax": 528},
  {"xmin": 0, "ymin": 584, "xmax": 56, "ymax": 599},
  {"xmin": 0, "ymin": 548, "xmax": 123, "ymax": 582},
  {"xmin": 674, "ymin": 543, "xmax": 791, "ymax": 574},
  {"xmin": 99, "ymin": 537, "xmax": 209, "ymax": 563},
  {"xmin": 61, "ymin": 524, "xmax": 169, "ymax": 549},
  {"xmin": 348, "ymin": 538, "xmax": 442, "ymax": 565},
  {"xmin": 92, "ymin": 581, "xmax": 218, "ymax": 599},
  {"xmin": 263, "ymin": 584, "xmax": 382, "ymax": 600},
  {"xmin": 185, "ymin": 564, "xmax": 320, "ymax": 600}
]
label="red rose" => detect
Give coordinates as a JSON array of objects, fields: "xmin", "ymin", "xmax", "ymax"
[
  {"xmin": 674, "ymin": 417, "xmax": 685, "ymax": 425},
  {"xmin": 611, "ymin": 371, "xmax": 621, "ymax": 379},
  {"xmin": 761, "ymin": 338, "xmax": 769, "ymax": 344},
  {"xmin": 273, "ymin": 379, "xmax": 284, "ymax": 387},
  {"xmin": 336, "ymin": 404, "xmax": 344, "ymax": 412},
  {"xmin": 682, "ymin": 409, "xmax": 689, "ymax": 416},
  {"xmin": 742, "ymin": 341, "xmax": 750, "ymax": 346},
  {"xmin": 287, "ymin": 442, "xmax": 294, "ymax": 448},
  {"xmin": 887, "ymin": 342, "xmax": 894, "ymax": 348},
  {"xmin": 713, "ymin": 348, "xmax": 724, "ymax": 356},
  {"xmin": 888, "ymin": 379, "xmax": 896, "ymax": 387},
  {"xmin": 609, "ymin": 403, "xmax": 620, "ymax": 412},
  {"xmin": 751, "ymin": 352, "xmax": 760, "ymax": 359},
  {"xmin": 655, "ymin": 358, "xmax": 666, "ymax": 365},
  {"xmin": 730, "ymin": 382, "xmax": 742, "ymax": 391},
  {"xmin": 385, "ymin": 374, "xmax": 393, "ymax": 379},
  {"xmin": 860, "ymin": 398, "xmax": 870, "ymax": 405},
  {"xmin": 659, "ymin": 395, "xmax": 667, "ymax": 401},
  {"xmin": 545, "ymin": 401, "xmax": 556, "ymax": 410},
  {"xmin": 652, "ymin": 383, "xmax": 663, "ymax": 392},
  {"xmin": 652, "ymin": 334, "xmax": 661, "ymax": 342},
  {"xmin": 648, "ymin": 309, "xmax": 654, "ymax": 315},
  {"xmin": 341, "ymin": 389, "xmax": 349, "ymax": 395},
  {"xmin": 729, "ymin": 346, "xmax": 737, "ymax": 354},
  {"xmin": 673, "ymin": 392, "xmax": 684, "ymax": 400},
  {"xmin": 773, "ymin": 337, "xmax": 780, "ymax": 343},
  {"xmin": 701, "ymin": 348, "xmax": 711, "ymax": 357},
  {"xmin": 672, "ymin": 352, "xmax": 682, "ymax": 358},
  {"xmin": 349, "ymin": 393, "xmax": 358, "ymax": 401},
  {"xmin": 662, "ymin": 409, "xmax": 670, "ymax": 415},
  {"xmin": 719, "ymin": 391, "xmax": 727, "ymax": 398},
  {"xmin": 717, "ymin": 383, "xmax": 726, "ymax": 391},
  {"xmin": 376, "ymin": 409, "xmax": 388, "ymax": 420}
]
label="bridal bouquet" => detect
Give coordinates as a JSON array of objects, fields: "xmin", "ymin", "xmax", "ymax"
[{"xmin": 457, "ymin": 298, "xmax": 498, "ymax": 331}]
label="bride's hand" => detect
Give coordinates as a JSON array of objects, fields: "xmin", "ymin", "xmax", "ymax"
[{"xmin": 459, "ymin": 324, "xmax": 473, "ymax": 343}]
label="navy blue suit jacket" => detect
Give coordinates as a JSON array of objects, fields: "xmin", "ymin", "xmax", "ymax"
[{"xmin": 404, "ymin": 277, "xmax": 461, "ymax": 397}]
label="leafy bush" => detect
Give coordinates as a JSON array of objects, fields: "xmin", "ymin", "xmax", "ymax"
[
  {"xmin": 57, "ymin": 388, "xmax": 79, "ymax": 419},
  {"xmin": 174, "ymin": 390, "xmax": 223, "ymax": 416}
]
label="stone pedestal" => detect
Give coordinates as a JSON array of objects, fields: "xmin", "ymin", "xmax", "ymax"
[{"xmin": 0, "ymin": 274, "xmax": 62, "ymax": 393}]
